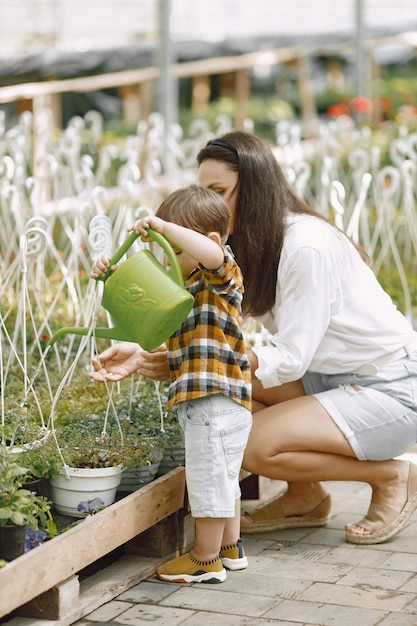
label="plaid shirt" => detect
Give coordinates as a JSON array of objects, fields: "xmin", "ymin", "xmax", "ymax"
[{"xmin": 166, "ymin": 247, "xmax": 252, "ymax": 411}]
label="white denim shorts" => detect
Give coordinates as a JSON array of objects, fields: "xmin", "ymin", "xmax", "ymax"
[
  {"xmin": 302, "ymin": 352, "xmax": 417, "ymax": 461},
  {"xmin": 176, "ymin": 395, "xmax": 252, "ymax": 518}
]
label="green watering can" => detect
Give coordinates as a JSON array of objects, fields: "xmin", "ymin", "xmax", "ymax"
[{"xmin": 49, "ymin": 228, "xmax": 194, "ymax": 351}]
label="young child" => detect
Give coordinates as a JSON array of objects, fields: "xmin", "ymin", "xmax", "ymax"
[{"xmin": 90, "ymin": 184, "xmax": 252, "ymax": 583}]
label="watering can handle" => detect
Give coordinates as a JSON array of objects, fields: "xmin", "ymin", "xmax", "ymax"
[{"xmin": 98, "ymin": 227, "xmax": 185, "ymax": 287}]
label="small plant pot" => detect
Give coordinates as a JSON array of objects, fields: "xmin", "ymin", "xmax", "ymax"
[
  {"xmin": 24, "ymin": 477, "xmax": 51, "ymax": 500},
  {"xmin": 49, "ymin": 465, "xmax": 123, "ymax": 518},
  {"xmin": 0, "ymin": 523, "xmax": 27, "ymax": 561},
  {"xmin": 157, "ymin": 445, "xmax": 185, "ymax": 476},
  {"xmin": 118, "ymin": 462, "xmax": 161, "ymax": 492}
]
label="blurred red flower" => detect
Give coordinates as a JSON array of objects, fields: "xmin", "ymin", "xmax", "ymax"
[
  {"xmin": 350, "ymin": 96, "xmax": 373, "ymax": 113},
  {"xmin": 326, "ymin": 103, "xmax": 351, "ymax": 118}
]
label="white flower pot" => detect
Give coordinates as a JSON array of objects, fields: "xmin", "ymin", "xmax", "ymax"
[{"xmin": 49, "ymin": 465, "xmax": 123, "ymax": 518}]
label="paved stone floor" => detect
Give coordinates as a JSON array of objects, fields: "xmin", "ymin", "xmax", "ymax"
[{"xmin": 74, "ymin": 449, "xmax": 417, "ymax": 626}]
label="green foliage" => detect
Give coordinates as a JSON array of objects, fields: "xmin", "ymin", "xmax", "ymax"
[
  {"xmin": 19, "ymin": 445, "xmax": 62, "ymax": 480},
  {"xmin": 179, "ymin": 95, "xmax": 295, "ymax": 143},
  {"xmin": 0, "ymin": 450, "xmax": 57, "ymax": 537}
]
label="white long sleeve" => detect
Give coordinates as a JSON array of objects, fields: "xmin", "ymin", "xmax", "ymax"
[{"xmin": 252, "ymin": 214, "xmax": 416, "ymax": 388}]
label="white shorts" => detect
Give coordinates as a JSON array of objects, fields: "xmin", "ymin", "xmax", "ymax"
[
  {"xmin": 302, "ymin": 352, "xmax": 417, "ymax": 461},
  {"xmin": 177, "ymin": 395, "xmax": 252, "ymax": 518}
]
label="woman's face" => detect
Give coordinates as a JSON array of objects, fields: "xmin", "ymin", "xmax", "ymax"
[{"xmin": 198, "ymin": 159, "xmax": 238, "ymax": 234}]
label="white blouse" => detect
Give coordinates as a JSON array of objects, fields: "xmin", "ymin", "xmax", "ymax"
[{"xmin": 252, "ymin": 213, "xmax": 416, "ymax": 388}]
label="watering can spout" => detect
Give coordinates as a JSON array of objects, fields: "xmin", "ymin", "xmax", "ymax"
[
  {"xmin": 49, "ymin": 228, "xmax": 194, "ymax": 352},
  {"xmin": 48, "ymin": 326, "xmax": 135, "ymax": 345},
  {"xmin": 49, "ymin": 327, "xmax": 89, "ymax": 345}
]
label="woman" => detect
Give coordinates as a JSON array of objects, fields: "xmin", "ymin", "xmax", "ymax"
[{"xmin": 90, "ymin": 131, "xmax": 417, "ymax": 545}]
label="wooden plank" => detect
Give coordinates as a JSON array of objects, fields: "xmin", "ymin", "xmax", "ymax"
[
  {"xmin": 0, "ymin": 48, "xmax": 300, "ymax": 105},
  {"xmin": 5, "ymin": 555, "xmax": 162, "ymax": 626},
  {"xmin": 173, "ymin": 48, "xmax": 300, "ymax": 78},
  {"xmin": 0, "ymin": 67, "xmax": 160, "ymax": 104},
  {"xmin": 0, "ymin": 467, "xmax": 185, "ymax": 619},
  {"xmin": 77, "ymin": 554, "xmax": 160, "ymax": 619}
]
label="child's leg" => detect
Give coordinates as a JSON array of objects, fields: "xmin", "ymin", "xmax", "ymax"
[
  {"xmin": 194, "ymin": 517, "xmax": 226, "ymax": 560},
  {"xmin": 156, "ymin": 397, "xmax": 251, "ymax": 583},
  {"xmin": 157, "ymin": 514, "xmax": 227, "ymax": 584},
  {"xmin": 193, "ymin": 498, "xmax": 243, "ymax": 560},
  {"xmin": 222, "ymin": 498, "xmax": 241, "ymax": 545},
  {"xmin": 220, "ymin": 498, "xmax": 248, "ymax": 570}
]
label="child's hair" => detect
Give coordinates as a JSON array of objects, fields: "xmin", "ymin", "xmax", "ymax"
[{"xmin": 156, "ymin": 184, "xmax": 231, "ymax": 244}]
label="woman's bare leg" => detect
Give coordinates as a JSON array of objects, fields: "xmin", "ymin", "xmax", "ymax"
[
  {"xmin": 241, "ymin": 380, "xmax": 330, "ymax": 528},
  {"xmin": 243, "ymin": 394, "xmax": 415, "ymax": 538}
]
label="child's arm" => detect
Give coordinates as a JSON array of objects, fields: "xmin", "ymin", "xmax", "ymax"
[{"xmin": 129, "ymin": 215, "xmax": 224, "ymax": 270}]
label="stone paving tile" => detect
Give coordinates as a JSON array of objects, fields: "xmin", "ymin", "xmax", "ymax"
[
  {"xmin": 83, "ymin": 601, "xmax": 134, "ymax": 622},
  {"xmin": 228, "ymin": 554, "xmax": 276, "ymax": 574},
  {"xmin": 70, "ymin": 472, "xmax": 417, "ymax": 626},
  {"xmin": 314, "ymin": 545, "xmax": 395, "ymax": 568},
  {"xmin": 210, "ymin": 570, "xmax": 312, "ymax": 598},
  {"xmin": 117, "ymin": 580, "xmax": 180, "ymax": 604},
  {"xmin": 262, "ymin": 598, "xmax": 387, "ymax": 626},
  {"xmin": 299, "ymin": 580, "xmax": 413, "ymax": 612},
  {"xmin": 158, "ymin": 585, "xmax": 279, "ymax": 618},
  {"xmin": 379, "ymin": 551, "xmax": 417, "ymax": 571},
  {"xmin": 400, "ymin": 595, "xmax": 417, "ymax": 614},
  {"xmin": 180, "ymin": 611, "xmax": 300, "ymax": 625},
  {"xmin": 337, "ymin": 565, "xmax": 414, "ymax": 590},
  {"xmin": 398, "ymin": 576, "xmax": 417, "ymax": 593},
  {"xmin": 112, "ymin": 603, "xmax": 195, "ymax": 625},
  {"xmin": 253, "ymin": 555, "xmax": 352, "ymax": 583},
  {"xmin": 378, "ymin": 613, "xmax": 417, "ymax": 626},
  {"xmin": 261, "ymin": 542, "xmax": 330, "ymax": 561},
  {"xmin": 377, "ymin": 614, "xmax": 417, "ymax": 626},
  {"xmin": 242, "ymin": 536, "xmax": 279, "ymax": 555},
  {"xmin": 253, "ymin": 526, "xmax": 346, "ymax": 546}
]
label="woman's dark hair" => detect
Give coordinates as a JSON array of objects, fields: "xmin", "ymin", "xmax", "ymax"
[{"xmin": 197, "ymin": 131, "xmax": 367, "ymax": 316}]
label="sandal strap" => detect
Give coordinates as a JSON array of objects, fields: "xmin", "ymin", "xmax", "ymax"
[{"xmin": 354, "ymin": 502, "xmax": 398, "ymax": 533}]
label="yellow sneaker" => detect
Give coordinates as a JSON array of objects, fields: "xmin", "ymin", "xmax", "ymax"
[
  {"xmin": 157, "ymin": 551, "xmax": 226, "ymax": 584},
  {"xmin": 220, "ymin": 538, "xmax": 248, "ymax": 570}
]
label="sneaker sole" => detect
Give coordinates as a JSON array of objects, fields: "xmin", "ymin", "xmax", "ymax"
[
  {"xmin": 222, "ymin": 556, "xmax": 248, "ymax": 570},
  {"xmin": 157, "ymin": 569, "xmax": 227, "ymax": 584}
]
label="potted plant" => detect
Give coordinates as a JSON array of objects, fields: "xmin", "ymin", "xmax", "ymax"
[
  {"xmin": 37, "ymin": 419, "xmax": 124, "ymax": 518},
  {"xmin": 157, "ymin": 413, "xmax": 185, "ymax": 477},
  {"xmin": 19, "ymin": 442, "xmax": 63, "ymax": 500},
  {"xmin": 0, "ymin": 450, "xmax": 57, "ymax": 561},
  {"xmin": 116, "ymin": 423, "xmax": 165, "ymax": 492}
]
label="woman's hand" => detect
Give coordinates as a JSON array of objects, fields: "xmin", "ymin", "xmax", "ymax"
[{"xmin": 89, "ymin": 341, "xmax": 170, "ymax": 382}]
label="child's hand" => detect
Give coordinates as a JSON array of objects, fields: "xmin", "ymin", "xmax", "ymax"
[
  {"xmin": 129, "ymin": 215, "xmax": 166, "ymax": 241},
  {"xmin": 90, "ymin": 256, "xmax": 112, "ymax": 279}
]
